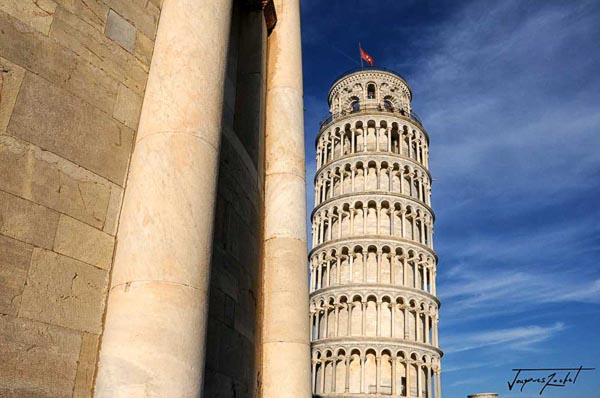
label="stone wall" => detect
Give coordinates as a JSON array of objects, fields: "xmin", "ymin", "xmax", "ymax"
[{"xmin": 0, "ymin": 0, "xmax": 162, "ymax": 397}]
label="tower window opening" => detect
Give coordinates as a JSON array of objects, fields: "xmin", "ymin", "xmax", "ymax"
[
  {"xmin": 384, "ymin": 99, "xmax": 393, "ymax": 110},
  {"xmin": 367, "ymin": 83, "xmax": 376, "ymax": 99},
  {"xmin": 351, "ymin": 98, "xmax": 360, "ymax": 112}
]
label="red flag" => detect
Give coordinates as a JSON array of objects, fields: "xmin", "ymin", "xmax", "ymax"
[{"xmin": 360, "ymin": 48, "xmax": 374, "ymax": 66}]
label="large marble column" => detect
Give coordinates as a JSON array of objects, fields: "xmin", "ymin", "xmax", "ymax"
[
  {"xmin": 261, "ymin": 0, "xmax": 311, "ymax": 397},
  {"xmin": 94, "ymin": 0, "xmax": 233, "ymax": 396}
]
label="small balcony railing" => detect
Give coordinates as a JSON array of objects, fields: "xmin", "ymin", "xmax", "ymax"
[{"xmin": 318, "ymin": 104, "xmax": 423, "ymax": 131}]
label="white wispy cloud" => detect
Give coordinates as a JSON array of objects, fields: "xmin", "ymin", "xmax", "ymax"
[{"xmin": 443, "ymin": 322, "xmax": 566, "ymax": 354}]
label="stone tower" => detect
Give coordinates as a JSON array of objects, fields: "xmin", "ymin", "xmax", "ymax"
[{"xmin": 309, "ymin": 68, "xmax": 442, "ymax": 397}]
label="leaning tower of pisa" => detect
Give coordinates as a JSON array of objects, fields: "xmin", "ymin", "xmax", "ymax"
[{"xmin": 309, "ymin": 68, "xmax": 442, "ymax": 397}]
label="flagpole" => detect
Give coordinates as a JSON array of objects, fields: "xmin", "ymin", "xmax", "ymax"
[{"xmin": 359, "ymin": 42, "xmax": 364, "ymax": 69}]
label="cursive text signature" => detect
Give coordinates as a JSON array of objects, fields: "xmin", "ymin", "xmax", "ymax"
[{"xmin": 507, "ymin": 366, "xmax": 595, "ymax": 395}]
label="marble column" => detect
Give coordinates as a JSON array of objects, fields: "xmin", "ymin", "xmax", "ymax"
[
  {"xmin": 261, "ymin": 0, "xmax": 311, "ymax": 396},
  {"xmin": 94, "ymin": 1, "xmax": 233, "ymax": 397}
]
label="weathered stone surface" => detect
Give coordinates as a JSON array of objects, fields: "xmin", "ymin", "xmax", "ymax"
[
  {"xmin": 7, "ymin": 72, "xmax": 134, "ymax": 185},
  {"xmin": 0, "ymin": 135, "xmax": 113, "ymax": 229},
  {"xmin": 54, "ymin": 215, "xmax": 114, "ymax": 270},
  {"xmin": 134, "ymin": 31, "xmax": 154, "ymax": 68},
  {"xmin": 0, "ymin": 10, "xmax": 119, "ymax": 114},
  {"xmin": 0, "ymin": 0, "xmax": 57, "ymax": 35},
  {"xmin": 113, "ymin": 83, "xmax": 143, "ymax": 129},
  {"xmin": 0, "ymin": 314, "xmax": 81, "ymax": 398},
  {"xmin": 0, "ymin": 234, "xmax": 33, "ymax": 315},
  {"xmin": 103, "ymin": 0, "xmax": 160, "ymax": 39},
  {"xmin": 103, "ymin": 184, "xmax": 124, "ymax": 236},
  {"xmin": 19, "ymin": 248, "xmax": 109, "ymax": 333},
  {"xmin": 53, "ymin": 0, "xmax": 108, "ymax": 32},
  {"xmin": 0, "ymin": 190, "xmax": 59, "ymax": 250},
  {"xmin": 50, "ymin": 6, "xmax": 148, "ymax": 95},
  {"xmin": 0, "ymin": 57, "xmax": 25, "ymax": 134},
  {"xmin": 147, "ymin": 0, "xmax": 164, "ymax": 11},
  {"xmin": 73, "ymin": 332, "xmax": 100, "ymax": 398},
  {"xmin": 105, "ymin": 9, "xmax": 136, "ymax": 52}
]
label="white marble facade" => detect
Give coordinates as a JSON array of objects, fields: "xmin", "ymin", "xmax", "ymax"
[{"xmin": 310, "ymin": 69, "xmax": 442, "ymax": 397}]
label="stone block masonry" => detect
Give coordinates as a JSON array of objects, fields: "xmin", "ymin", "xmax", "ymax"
[{"xmin": 0, "ymin": 0, "xmax": 162, "ymax": 396}]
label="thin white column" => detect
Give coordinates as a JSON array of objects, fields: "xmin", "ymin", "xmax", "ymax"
[
  {"xmin": 427, "ymin": 367, "xmax": 432, "ymax": 398},
  {"xmin": 336, "ymin": 257, "xmax": 342, "ymax": 285},
  {"xmin": 329, "ymin": 175, "xmax": 335, "ymax": 199},
  {"xmin": 377, "ymin": 251, "xmax": 382, "ymax": 283},
  {"xmin": 376, "ymin": 356, "xmax": 381, "ymax": 393},
  {"xmin": 360, "ymin": 357, "xmax": 366, "ymax": 393},
  {"xmin": 391, "ymin": 359, "xmax": 397, "ymax": 395},
  {"xmin": 311, "ymin": 361, "xmax": 317, "ymax": 393},
  {"xmin": 414, "ymin": 261, "xmax": 418, "ymax": 289},
  {"xmin": 320, "ymin": 360, "xmax": 326, "ymax": 393},
  {"xmin": 401, "ymin": 210, "xmax": 406, "ymax": 238},
  {"xmin": 345, "ymin": 358, "xmax": 351, "ymax": 392},
  {"xmin": 323, "ymin": 307, "xmax": 329, "ymax": 339},
  {"xmin": 417, "ymin": 365, "xmax": 422, "ymax": 398},
  {"xmin": 347, "ymin": 304, "xmax": 353, "ymax": 335},
  {"xmin": 406, "ymin": 362, "xmax": 411, "ymax": 397},
  {"xmin": 94, "ymin": 0, "xmax": 233, "ymax": 396},
  {"xmin": 376, "ymin": 301, "xmax": 382, "ymax": 336},
  {"xmin": 317, "ymin": 262, "xmax": 323, "ymax": 290},
  {"xmin": 416, "ymin": 312, "xmax": 421, "ymax": 342},
  {"xmin": 335, "ymin": 306, "xmax": 340, "ymax": 336},
  {"xmin": 433, "ymin": 317, "xmax": 439, "ymax": 346},
  {"xmin": 349, "ymin": 253, "xmax": 354, "ymax": 283},
  {"xmin": 361, "ymin": 301, "xmax": 367, "ymax": 335},
  {"xmin": 331, "ymin": 359, "xmax": 337, "ymax": 393},
  {"xmin": 319, "ymin": 218, "xmax": 324, "ymax": 245},
  {"xmin": 391, "ymin": 304, "xmax": 396, "ymax": 337}
]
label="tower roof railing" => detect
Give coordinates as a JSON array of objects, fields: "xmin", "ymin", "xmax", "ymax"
[
  {"xmin": 328, "ymin": 66, "xmax": 412, "ymax": 99},
  {"xmin": 318, "ymin": 104, "xmax": 423, "ymax": 131},
  {"xmin": 330, "ymin": 66, "xmax": 409, "ymax": 88}
]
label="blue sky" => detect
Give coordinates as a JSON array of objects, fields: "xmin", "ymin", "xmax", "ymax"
[{"xmin": 300, "ymin": 1, "xmax": 600, "ymax": 397}]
